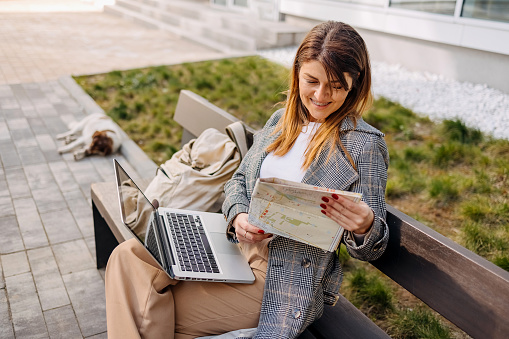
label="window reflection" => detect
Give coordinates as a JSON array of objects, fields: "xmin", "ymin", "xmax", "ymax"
[
  {"xmin": 389, "ymin": 0, "xmax": 456, "ymax": 15},
  {"xmin": 329, "ymin": 0, "xmax": 387, "ymax": 7},
  {"xmin": 462, "ymin": 0, "xmax": 509, "ymax": 23}
]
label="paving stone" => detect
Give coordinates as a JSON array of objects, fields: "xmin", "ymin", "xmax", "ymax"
[
  {"xmin": 49, "ymin": 161, "xmax": 80, "ymax": 193},
  {"xmin": 0, "ymin": 142, "xmax": 21, "ymax": 168},
  {"xmin": 36, "ymin": 134, "xmax": 57, "ymax": 152},
  {"xmin": 21, "ymin": 106, "xmax": 39, "ymax": 119},
  {"xmin": 0, "ymin": 216, "xmax": 24, "ymax": 254},
  {"xmin": 89, "ymin": 155, "xmax": 117, "ymax": 182},
  {"xmin": 86, "ymin": 332, "xmax": 107, "ymax": 339},
  {"xmin": 52, "ymin": 239, "xmax": 95, "ymax": 275},
  {"xmin": 5, "ymin": 272, "xmax": 49, "ymax": 339},
  {"xmin": 14, "ymin": 197, "xmax": 49, "ymax": 249},
  {"xmin": 27, "ymin": 247, "xmax": 70, "ymax": 311},
  {"xmin": 28, "ymin": 117, "xmax": 49, "ymax": 135},
  {"xmin": 0, "ymin": 109, "xmax": 22, "ymax": 120},
  {"xmin": 18, "ymin": 146, "xmax": 47, "ymax": 166},
  {"xmin": 6, "ymin": 118, "xmax": 29, "ymax": 130},
  {"xmin": 67, "ymin": 192, "xmax": 94, "ymax": 238},
  {"xmin": 31, "ymin": 183, "xmax": 66, "ymax": 213},
  {"xmin": 43, "ymin": 116, "xmax": 67, "ymax": 135},
  {"xmin": 0, "ymin": 195, "xmax": 14, "ymax": 217},
  {"xmin": 63, "ymin": 268, "xmax": 107, "ymax": 337},
  {"xmin": 10, "ymin": 127, "xmax": 38, "ymax": 148},
  {"xmin": 1, "ymin": 251, "xmax": 29, "ymax": 277},
  {"xmin": 84, "ymin": 236, "xmax": 96, "ymax": 260},
  {"xmin": 5, "ymin": 167, "xmax": 31, "ymax": 199},
  {"xmin": 40, "ymin": 208, "xmax": 82, "ymax": 244},
  {"xmin": 0, "ymin": 120, "xmax": 9, "ymax": 142},
  {"xmin": 43, "ymin": 305, "xmax": 82, "ymax": 339},
  {"xmin": 0, "ymin": 288, "xmax": 15, "ymax": 339},
  {"xmin": 0, "ymin": 99, "xmax": 20, "ymax": 110}
]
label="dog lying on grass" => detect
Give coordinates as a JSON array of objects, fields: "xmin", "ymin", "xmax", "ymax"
[{"xmin": 57, "ymin": 113, "xmax": 123, "ymax": 160}]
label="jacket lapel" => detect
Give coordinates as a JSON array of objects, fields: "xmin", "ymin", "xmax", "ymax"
[{"xmin": 302, "ymin": 118, "xmax": 359, "ymax": 190}]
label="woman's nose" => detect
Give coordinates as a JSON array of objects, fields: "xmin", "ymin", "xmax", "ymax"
[{"xmin": 315, "ymin": 85, "xmax": 330, "ymax": 101}]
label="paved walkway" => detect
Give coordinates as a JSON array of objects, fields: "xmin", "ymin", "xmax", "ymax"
[{"xmin": 0, "ymin": 1, "xmax": 237, "ymax": 338}]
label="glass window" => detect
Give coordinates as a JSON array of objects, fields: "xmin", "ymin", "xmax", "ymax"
[
  {"xmin": 462, "ymin": 0, "xmax": 509, "ymax": 23},
  {"xmin": 234, "ymin": 0, "xmax": 249, "ymax": 6},
  {"xmin": 213, "ymin": 0, "xmax": 228, "ymax": 5},
  {"xmin": 389, "ymin": 0, "xmax": 456, "ymax": 15}
]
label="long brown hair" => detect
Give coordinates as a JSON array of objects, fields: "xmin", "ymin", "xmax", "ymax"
[{"xmin": 267, "ymin": 21, "xmax": 373, "ymax": 170}]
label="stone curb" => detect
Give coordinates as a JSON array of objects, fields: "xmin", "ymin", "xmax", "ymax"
[{"xmin": 58, "ymin": 75, "xmax": 158, "ymax": 178}]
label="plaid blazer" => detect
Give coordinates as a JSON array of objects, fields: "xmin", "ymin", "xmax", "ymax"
[{"xmin": 222, "ymin": 109, "xmax": 389, "ymax": 339}]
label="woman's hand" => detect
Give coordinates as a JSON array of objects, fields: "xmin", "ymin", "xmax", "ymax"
[
  {"xmin": 320, "ymin": 194, "xmax": 374, "ymax": 235},
  {"xmin": 233, "ymin": 213, "xmax": 272, "ymax": 244}
]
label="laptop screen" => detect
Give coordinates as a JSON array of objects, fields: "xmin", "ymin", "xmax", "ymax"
[{"xmin": 114, "ymin": 159, "xmax": 164, "ymax": 265}]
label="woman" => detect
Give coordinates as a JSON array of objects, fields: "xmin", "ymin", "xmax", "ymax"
[{"xmin": 105, "ymin": 21, "xmax": 389, "ymax": 339}]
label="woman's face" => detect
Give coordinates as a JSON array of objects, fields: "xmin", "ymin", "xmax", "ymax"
[{"xmin": 298, "ymin": 60, "xmax": 353, "ymax": 123}]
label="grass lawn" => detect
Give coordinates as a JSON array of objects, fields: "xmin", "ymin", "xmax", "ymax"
[{"xmin": 75, "ymin": 56, "xmax": 509, "ymax": 338}]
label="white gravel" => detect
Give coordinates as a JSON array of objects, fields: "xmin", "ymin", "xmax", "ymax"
[{"xmin": 258, "ymin": 47, "xmax": 509, "ymax": 140}]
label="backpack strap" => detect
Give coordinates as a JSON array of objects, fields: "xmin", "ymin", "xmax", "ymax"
[{"xmin": 225, "ymin": 121, "xmax": 253, "ymax": 161}]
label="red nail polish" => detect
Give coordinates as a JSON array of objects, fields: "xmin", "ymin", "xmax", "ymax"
[
  {"xmin": 258, "ymin": 230, "xmax": 265, "ymax": 234},
  {"xmin": 321, "ymin": 210, "xmax": 326, "ymax": 215},
  {"xmin": 321, "ymin": 197, "xmax": 329, "ymax": 203},
  {"xmin": 332, "ymin": 194, "xmax": 339, "ymax": 200},
  {"xmin": 320, "ymin": 203, "xmax": 327, "ymax": 209}
]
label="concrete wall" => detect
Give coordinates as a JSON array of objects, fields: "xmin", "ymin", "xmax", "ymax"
[{"xmin": 285, "ymin": 15, "xmax": 509, "ymax": 94}]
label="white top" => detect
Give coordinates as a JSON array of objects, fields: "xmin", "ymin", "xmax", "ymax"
[
  {"xmin": 259, "ymin": 122, "xmax": 320, "ymax": 181},
  {"xmin": 258, "ymin": 121, "xmax": 368, "ymax": 244}
]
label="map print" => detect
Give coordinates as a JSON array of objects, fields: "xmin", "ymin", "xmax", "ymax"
[{"xmin": 248, "ymin": 178, "xmax": 362, "ymax": 251}]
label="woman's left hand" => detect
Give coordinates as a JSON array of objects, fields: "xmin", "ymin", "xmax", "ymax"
[{"xmin": 320, "ymin": 194, "xmax": 374, "ymax": 235}]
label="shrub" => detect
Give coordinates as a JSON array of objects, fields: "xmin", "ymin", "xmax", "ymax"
[
  {"xmin": 441, "ymin": 119, "xmax": 483, "ymax": 145},
  {"xmin": 429, "ymin": 176, "xmax": 460, "ymax": 204}
]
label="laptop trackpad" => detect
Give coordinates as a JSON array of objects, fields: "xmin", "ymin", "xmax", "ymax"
[{"xmin": 209, "ymin": 233, "xmax": 242, "ymax": 256}]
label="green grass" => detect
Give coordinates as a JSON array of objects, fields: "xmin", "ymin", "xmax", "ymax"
[
  {"xmin": 74, "ymin": 57, "xmax": 288, "ymax": 164},
  {"xmin": 75, "ymin": 56, "xmax": 509, "ymax": 337}
]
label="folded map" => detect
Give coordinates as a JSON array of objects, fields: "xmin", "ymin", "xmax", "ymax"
[{"xmin": 248, "ymin": 177, "xmax": 362, "ymax": 252}]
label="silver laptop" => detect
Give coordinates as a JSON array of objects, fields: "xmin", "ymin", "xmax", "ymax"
[{"xmin": 113, "ymin": 159, "xmax": 255, "ymax": 284}]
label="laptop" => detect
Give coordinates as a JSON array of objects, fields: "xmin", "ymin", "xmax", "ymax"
[{"xmin": 113, "ymin": 159, "xmax": 255, "ymax": 284}]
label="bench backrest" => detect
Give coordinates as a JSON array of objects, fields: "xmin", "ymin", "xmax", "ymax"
[{"xmin": 173, "ymin": 90, "xmax": 509, "ymax": 338}]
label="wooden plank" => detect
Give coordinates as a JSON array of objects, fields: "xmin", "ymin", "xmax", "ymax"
[
  {"xmin": 306, "ymin": 295, "xmax": 389, "ymax": 338},
  {"xmin": 373, "ymin": 205, "xmax": 509, "ymax": 339},
  {"xmin": 91, "ymin": 182, "xmax": 132, "ymax": 243}
]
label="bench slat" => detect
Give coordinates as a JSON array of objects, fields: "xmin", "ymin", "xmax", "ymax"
[
  {"xmin": 306, "ymin": 296, "xmax": 390, "ymax": 338},
  {"xmin": 373, "ymin": 205, "xmax": 509, "ymax": 338}
]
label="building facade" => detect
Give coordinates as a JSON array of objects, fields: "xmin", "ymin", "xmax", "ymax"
[{"xmin": 212, "ymin": 0, "xmax": 509, "ymax": 93}]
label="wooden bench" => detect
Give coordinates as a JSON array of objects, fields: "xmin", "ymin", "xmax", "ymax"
[{"xmin": 91, "ymin": 90, "xmax": 509, "ymax": 338}]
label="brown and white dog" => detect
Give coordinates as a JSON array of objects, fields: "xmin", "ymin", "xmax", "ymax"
[{"xmin": 57, "ymin": 113, "xmax": 123, "ymax": 160}]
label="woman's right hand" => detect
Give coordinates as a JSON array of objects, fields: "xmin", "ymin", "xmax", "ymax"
[{"xmin": 233, "ymin": 213, "xmax": 272, "ymax": 244}]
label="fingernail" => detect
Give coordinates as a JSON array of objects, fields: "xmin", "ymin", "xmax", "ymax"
[
  {"xmin": 332, "ymin": 194, "xmax": 339, "ymax": 200},
  {"xmin": 268, "ymin": 234, "xmax": 273, "ymax": 238},
  {"xmin": 321, "ymin": 197, "xmax": 329, "ymax": 203},
  {"xmin": 320, "ymin": 203, "xmax": 327, "ymax": 209},
  {"xmin": 258, "ymin": 230, "xmax": 265, "ymax": 234},
  {"xmin": 321, "ymin": 210, "xmax": 326, "ymax": 215}
]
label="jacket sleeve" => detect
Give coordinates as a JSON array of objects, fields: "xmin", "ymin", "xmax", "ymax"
[
  {"xmin": 343, "ymin": 134, "xmax": 390, "ymax": 261},
  {"xmin": 222, "ymin": 109, "xmax": 284, "ymax": 242}
]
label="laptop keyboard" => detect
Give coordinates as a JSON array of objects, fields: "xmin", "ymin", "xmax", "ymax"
[{"xmin": 166, "ymin": 213, "xmax": 219, "ymax": 274}]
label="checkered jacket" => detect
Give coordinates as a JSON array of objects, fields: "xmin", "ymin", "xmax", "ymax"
[{"xmin": 222, "ymin": 109, "xmax": 389, "ymax": 339}]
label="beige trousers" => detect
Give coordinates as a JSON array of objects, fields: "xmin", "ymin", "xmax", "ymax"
[{"xmin": 105, "ymin": 238, "xmax": 266, "ymax": 339}]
